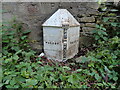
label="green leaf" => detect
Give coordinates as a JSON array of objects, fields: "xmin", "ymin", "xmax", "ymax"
[
  {"xmin": 6, "ymin": 85, "xmax": 14, "ymax": 88},
  {"xmin": 113, "ymin": 77, "xmax": 118, "ymax": 81},
  {"xmin": 0, "ymin": 83, "xmax": 3, "ymax": 87},
  {"xmin": 95, "ymin": 35, "xmax": 100, "ymax": 40},
  {"xmin": 4, "ymin": 58, "xmax": 12, "ymax": 63},
  {"xmin": 15, "ymin": 50, "xmax": 22, "ymax": 54},
  {"xmin": 13, "ymin": 85, "xmax": 19, "ymax": 88},
  {"xmin": 21, "ymin": 36, "xmax": 27, "ymax": 40},
  {"xmin": 4, "ymin": 80, "xmax": 10, "ymax": 84},
  {"xmin": 103, "ymin": 37, "xmax": 108, "ymax": 41},
  {"xmin": 75, "ymin": 69, "xmax": 82, "ymax": 72},
  {"xmin": 111, "ymin": 23, "xmax": 117, "ymax": 27},
  {"xmin": 103, "ymin": 17, "xmax": 109, "ymax": 22},
  {"xmin": 102, "ymin": 28, "xmax": 106, "ymax": 31},
  {"xmin": 68, "ymin": 75, "xmax": 78, "ymax": 84},
  {"xmin": 63, "ymin": 66, "xmax": 71, "ymax": 70},
  {"xmin": 68, "ymin": 75, "xmax": 74, "ymax": 84},
  {"xmin": 81, "ymin": 56, "xmax": 88, "ymax": 63},
  {"xmin": 88, "ymin": 63, "xmax": 94, "ymax": 67},
  {"xmin": 11, "ymin": 46, "xmax": 20, "ymax": 51},
  {"xmin": 13, "ymin": 54, "xmax": 19, "ymax": 60},
  {"xmin": 16, "ymin": 76, "xmax": 26, "ymax": 83},
  {"xmin": 23, "ymin": 30, "xmax": 31, "ymax": 34},
  {"xmin": 95, "ymin": 74, "xmax": 101, "ymax": 81},
  {"xmin": 10, "ymin": 78, "xmax": 16, "ymax": 86},
  {"xmin": 26, "ymin": 79, "xmax": 38, "ymax": 86},
  {"xmin": 37, "ymin": 61, "xmax": 43, "ymax": 64},
  {"xmin": 104, "ymin": 66, "xmax": 111, "ymax": 73}
]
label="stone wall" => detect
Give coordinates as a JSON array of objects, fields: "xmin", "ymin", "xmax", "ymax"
[{"xmin": 2, "ymin": 2, "xmax": 100, "ymax": 52}]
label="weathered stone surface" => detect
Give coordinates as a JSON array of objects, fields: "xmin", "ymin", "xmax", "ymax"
[
  {"xmin": 86, "ymin": 8, "xmax": 99, "ymax": 15},
  {"xmin": 80, "ymin": 23, "xmax": 85, "ymax": 27},
  {"xmin": 2, "ymin": 13, "xmax": 13, "ymax": 21},
  {"xmin": 85, "ymin": 23, "xmax": 96, "ymax": 27},
  {"xmin": 2, "ymin": 2, "xmax": 100, "ymax": 51},
  {"xmin": 79, "ymin": 35, "xmax": 95, "ymax": 47},
  {"xmin": 79, "ymin": 16, "xmax": 95, "ymax": 22},
  {"xmin": 87, "ymin": 2, "xmax": 99, "ymax": 9},
  {"xmin": 30, "ymin": 42, "xmax": 43, "ymax": 53},
  {"xmin": 82, "ymin": 27, "xmax": 95, "ymax": 32},
  {"xmin": 2, "ymin": 2, "xmax": 18, "ymax": 13}
]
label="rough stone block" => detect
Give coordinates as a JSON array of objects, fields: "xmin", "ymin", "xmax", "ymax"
[
  {"xmin": 85, "ymin": 23, "xmax": 96, "ymax": 27},
  {"xmin": 82, "ymin": 27, "xmax": 95, "ymax": 32},
  {"xmin": 2, "ymin": 13, "xmax": 13, "ymax": 21},
  {"xmin": 79, "ymin": 35, "xmax": 94, "ymax": 47},
  {"xmin": 80, "ymin": 23, "xmax": 85, "ymax": 27},
  {"xmin": 80, "ymin": 16, "xmax": 95, "ymax": 22},
  {"xmin": 2, "ymin": 2, "xmax": 17, "ymax": 13},
  {"xmin": 87, "ymin": 2, "xmax": 99, "ymax": 9},
  {"xmin": 86, "ymin": 8, "xmax": 99, "ymax": 15}
]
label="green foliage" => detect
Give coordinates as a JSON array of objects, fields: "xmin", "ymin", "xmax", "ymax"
[
  {"xmin": 84, "ymin": 6, "xmax": 120, "ymax": 88},
  {"xmin": 1, "ymin": 5, "xmax": 120, "ymax": 88},
  {"xmin": 2, "ymin": 20, "xmax": 36, "ymax": 88},
  {"xmin": 92, "ymin": 24, "xmax": 108, "ymax": 41},
  {"xmin": 2, "ymin": 21, "xmax": 89, "ymax": 88},
  {"xmin": 80, "ymin": 36, "xmax": 120, "ymax": 88},
  {"xmin": 92, "ymin": 7, "xmax": 120, "ymax": 43}
]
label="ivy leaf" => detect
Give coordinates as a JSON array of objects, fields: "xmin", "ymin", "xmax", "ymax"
[
  {"xmin": 26, "ymin": 79, "xmax": 38, "ymax": 86},
  {"xmin": 4, "ymin": 80, "xmax": 10, "ymax": 84},
  {"xmin": 11, "ymin": 46, "xmax": 20, "ymax": 51},
  {"xmin": 113, "ymin": 77, "xmax": 118, "ymax": 81},
  {"xmin": 68, "ymin": 75, "xmax": 74, "ymax": 84},
  {"xmin": 75, "ymin": 69, "xmax": 82, "ymax": 72},
  {"xmin": 10, "ymin": 78, "xmax": 16, "ymax": 86},
  {"xmin": 81, "ymin": 56, "xmax": 88, "ymax": 63},
  {"xmin": 37, "ymin": 61, "xmax": 43, "ymax": 64},
  {"xmin": 95, "ymin": 24, "xmax": 100, "ymax": 28},
  {"xmin": 111, "ymin": 23, "xmax": 118, "ymax": 27},
  {"xmin": 68, "ymin": 75, "xmax": 78, "ymax": 84},
  {"xmin": 13, "ymin": 54, "xmax": 19, "ymax": 60},
  {"xmin": 104, "ymin": 66, "xmax": 110, "ymax": 73},
  {"xmin": 23, "ymin": 30, "xmax": 31, "ymax": 34},
  {"xmin": 103, "ymin": 17, "xmax": 109, "ymax": 22},
  {"xmin": 0, "ymin": 83, "xmax": 3, "ymax": 87},
  {"xmin": 21, "ymin": 36, "xmax": 27, "ymax": 40},
  {"xmin": 4, "ymin": 58, "xmax": 12, "ymax": 63},
  {"xmin": 103, "ymin": 37, "xmax": 108, "ymax": 41},
  {"xmin": 95, "ymin": 74, "xmax": 101, "ymax": 81},
  {"xmin": 63, "ymin": 66, "xmax": 71, "ymax": 70}
]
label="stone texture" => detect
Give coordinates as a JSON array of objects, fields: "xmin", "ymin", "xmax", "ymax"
[
  {"xmin": 79, "ymin": 23, "xmax": 85, "ymax": 27},
  {"xmin": 85, "ymin": 23, "xmax": 96, "ymax": 27},
  {"xmin": 2, "ymin": 13, "xmax": 14, "ymax": 21},
  {"xmin": 87, "ymin": 2, "xmax": 99, "ymax": 9},
  {"xmin": 82, "ymin": 27, "xmax": 95, "ymax": 32},
  {"xmin": 79, "ymin": 35, "xmax": 95, "ymax": 47},
  {"xmin": 2, "ymin": 2, "xmax": 18, "ymax": 13},
  {"xmin": 79, "ymin": 16, "xmax": 95, "ymax": 22},
  {"xmin": 2, "ymin": 2, "xmax": 100, "ymax": 50}
]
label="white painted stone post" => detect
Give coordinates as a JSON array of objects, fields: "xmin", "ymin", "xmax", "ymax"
[{"xmin": 42, "ymin": 9, "xmax": 80, "ymax": 62}]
